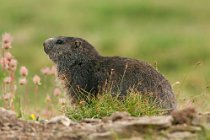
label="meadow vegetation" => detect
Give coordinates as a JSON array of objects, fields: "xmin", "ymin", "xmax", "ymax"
[
  {"xmin": 65, "ymin": 92, "xmax": 164, "ymax": 120},
  {"xmin": 0, "ymin": 0, "xmax": 210, "ymax": 119}
]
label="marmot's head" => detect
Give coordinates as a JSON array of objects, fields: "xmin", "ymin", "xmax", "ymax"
[{"xmin": 43, "ymin": 36, "xmax": 99, "ymax": 63}]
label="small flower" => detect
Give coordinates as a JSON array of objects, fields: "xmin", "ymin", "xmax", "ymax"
[
  {"xmin": 2, "ymin": 33, "xmax": 13, "ymax": 50},
  {"xmin": 4, "ymin": 52, "xmax": 13, "ymax": 61},
  {"xmin": 2, "ymin": 33, "xmax": 13, "ymax": 44},
  {"xmin": 3, "ymin": 76, "xmax": 12, "ymax": 84},
  {"xmin": 20, "ymin": 66, "xmax": 28, "ymax": 77},
  {"xmin": 2, "ymin": 43, "xmax": 12, "ymax": 49},
  {"xmin": 33, "ymin": 75, "xmax": 41, "ymax": 85},
  {"xmin": 30, "ymin": 114, "xmax": 36, "ymax": 120},
  {"xmin": 9, "ymin": 59, "xmax": 17, "ymax": 71},
  {"xmin": 41, "ymin": 67, "xmax": 51, "ymax": 75},
  {"xmin": 9, "ymin": 59, "xmax": 17, "ymax": 67},
  {"xmin": 3, "ymin": 93, "xmax": 13, "ymax": 101},
  {"xmin": 41, "ymin": 66, "xmax": 57, "ymax": 76},
  {"xmin": 19, "ymin": 78, "xmax": 27, "ymax": 85},
  {"xmin": 53, "ymin": 88, "xmax": 62, "ymax": 96}
]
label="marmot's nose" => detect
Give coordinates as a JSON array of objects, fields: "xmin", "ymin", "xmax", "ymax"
[
  {"xmin": 43, "ymin": 40, "xmax": 48, "ymax": 53},
  {"xmin": 43, "ymin": 38, "xmax": 55, "ymax": 53}
]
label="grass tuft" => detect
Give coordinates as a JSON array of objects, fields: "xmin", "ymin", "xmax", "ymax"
[{"xmin": 64, "ymin": 91, "xmax": 164, "ymax": 121}]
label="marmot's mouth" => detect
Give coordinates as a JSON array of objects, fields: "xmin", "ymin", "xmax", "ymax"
[
  {"xmin": 44, "ymin": 46, "xmax": 50, "ymax": 54},
  {"xmin": 48, "ymin": 52, "xmax": 58, "ymax": 63}
]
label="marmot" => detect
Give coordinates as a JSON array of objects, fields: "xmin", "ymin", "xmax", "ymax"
[{"xmin": 43, "ymin": 36, "xmax": 176, "ymax": 112}]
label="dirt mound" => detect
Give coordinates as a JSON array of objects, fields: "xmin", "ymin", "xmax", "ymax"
[{"xmin": 0, "ymin": 107, "xmax": 209, "ymax": 140}]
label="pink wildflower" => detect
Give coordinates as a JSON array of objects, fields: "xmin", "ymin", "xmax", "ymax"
[
  {"xmin": 41, "ymin": 67, "xmax": 51, "ymax": 75},
  {"xmin": 2, "ymin": 33, "xmax": 13, "ymax": 44},
  {"xmin": 2, "ymin": 44, "xmax": 12, "ymax": 49},
  {"xmin": 19, "ymin": 78, "xmax": 27, "ymax": 85},
  {"xmin": 3, "ymin": 76, "xmax": 12, "ymax": 84},
  {"xmin": 3, "ymin": 93, "xmax": 13, "ymax": 101},
  {"xmin": 53, "ymin": 88, "xmax": 62, "ymax": 96},
  {"xmin": 41, "ymin": 66, "xmax": 56, "ymax": 75},
  {"xmin": 4, "ymin": 52, "xmax": 13, "ymax": 61},
  {"xmin": 8, "ymin": 59, "xmax": 17, "ymax": 71},
  {"xmin": 20, "ymin": 66, "xmax": 28, "ymax": 77},
  {"xmin": 33, "ymin": 75, "xmax": 41, "ymax": 85},
  {"xmin": 2, "ymin": 33, "xmax": 13, "ymax": 49}
]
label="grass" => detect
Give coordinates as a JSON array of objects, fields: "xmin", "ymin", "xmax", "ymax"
[
  {"xmin": 64, "ymin": 92, "xmax": 163, "ymax": 121},
  {"xmin": 0, "ymin": 0, "xmax": 210, "ymax": 118}
]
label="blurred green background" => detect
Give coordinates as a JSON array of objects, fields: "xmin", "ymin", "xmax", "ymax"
[{"xmin": 1, "ymin": 0, "xmax": 210, "ymax": 112}]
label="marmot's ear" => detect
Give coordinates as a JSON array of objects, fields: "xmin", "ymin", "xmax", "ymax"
[{"xmin": 75, "ymin": 40, "xmax": 82, "ymax": 48}]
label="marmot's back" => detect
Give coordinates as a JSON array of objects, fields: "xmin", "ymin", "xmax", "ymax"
[
  {"xmin": 43, "ymin": 36, "xmax": 177, "ymax": 112},
  {"xmin": 95, "ymin": 56, "xmax": 176, "ymax": 110}
]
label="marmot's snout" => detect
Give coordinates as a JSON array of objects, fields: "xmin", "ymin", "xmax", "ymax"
[{"xmin": 43, "ymin": 38, "xmax": 55, "ymax": 54}]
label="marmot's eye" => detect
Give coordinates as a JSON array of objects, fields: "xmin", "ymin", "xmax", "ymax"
[
  {"xmin": 75, "ymin": 40, "xmax": 81, "ymax": 48},
  {"xmin": 56, "ymin": 39, "xmax": 64, "ymax": 45}
]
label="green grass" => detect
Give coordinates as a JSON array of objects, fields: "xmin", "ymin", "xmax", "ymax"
[
  {"xmin": 64, "ymin": 92, "xmax": 163, "ymax": 121},
  {"xmin": 0, "ymin": 0, "xmax": 210, "ymax": 117}
]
